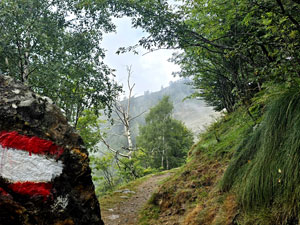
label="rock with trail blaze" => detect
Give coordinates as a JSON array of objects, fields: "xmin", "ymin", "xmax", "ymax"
[{"xmin": 0, "ymin": 75, "xmax": 104, "ymax": 225}]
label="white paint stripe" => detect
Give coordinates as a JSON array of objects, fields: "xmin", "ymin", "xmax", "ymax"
[{"xmin": 0, "ymin": 146, "xmax": 63, "ymax": 182}]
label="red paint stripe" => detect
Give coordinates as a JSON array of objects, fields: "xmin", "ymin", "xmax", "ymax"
[
  {"xmin": 0, "ymin": 187, "xmax": 9, "ymax": 196},
  {"xmin": 0, "ymin": 131, "xmax": 63, "ymax": 157},
  {"xmin": 8, "ymin": 182, "xmax": 52, "ymax": 198}
]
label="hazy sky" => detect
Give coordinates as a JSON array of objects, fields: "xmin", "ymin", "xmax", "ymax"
[{"xmin": 102, "ymin": 17, "xmax": 180, "ymax": 97}]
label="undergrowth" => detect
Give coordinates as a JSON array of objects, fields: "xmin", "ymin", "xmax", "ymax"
[
  {"xmin": 138, "ymin": 106, "xmax": 254, "ymax": 225},
  {"xmin": 139, "ymin": 86, "xmax": 300, "ymax": 225},
  {"xmin": 221, "ymin": 87, "xmax": 300, "ymax": 223}
]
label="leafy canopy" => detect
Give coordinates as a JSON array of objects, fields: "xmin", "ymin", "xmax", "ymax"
[{"xmin": 103, "ymin": 0, "xmax": 300, "ymax": 112}]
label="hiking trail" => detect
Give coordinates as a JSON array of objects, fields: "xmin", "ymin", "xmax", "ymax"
[{"xmin": 101, "ymin": 172, "xmax": 172, "ymax": 225}]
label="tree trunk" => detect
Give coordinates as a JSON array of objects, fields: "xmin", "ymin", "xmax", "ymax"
[
  {"xmin": 125, "ymin": 118, "xmax": 133, "ymax": 159},
  {"xmin": 161, "ymin": 149, "xmax": 164, "ymax": 169},
  {"xmin": 166, "ymin": 153, "xmax": 169, "ymax": 170}
]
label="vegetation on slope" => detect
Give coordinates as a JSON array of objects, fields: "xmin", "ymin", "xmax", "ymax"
[
  {"xmin": 221, "ymin": 86, "xmax": 300, "ymax": 224},
  {"xmin": 139, "ymin": 85, "xmax": 300, "ymax": 225},
  {"xmin": 139, "ymin": 106, "xmax": 254, "ymax": 224}
]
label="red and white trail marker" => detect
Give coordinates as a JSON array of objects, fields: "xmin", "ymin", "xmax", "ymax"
[{"xmin": 0, "ymin": 131, "xmax": 64, "ymax": 198}]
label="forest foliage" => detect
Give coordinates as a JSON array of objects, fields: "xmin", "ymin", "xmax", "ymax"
[
  {"xmin": 104, "ymin": 0, "xmax": 300, "ymax": 112},
  {"xmin": 0, "ymin": 0, "xmax": 121, "ymax": 125}
]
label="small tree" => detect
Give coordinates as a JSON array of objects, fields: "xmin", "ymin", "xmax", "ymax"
[{"xmin": 137, "ymin": 96, "xmax": 194, "ymax": 170}]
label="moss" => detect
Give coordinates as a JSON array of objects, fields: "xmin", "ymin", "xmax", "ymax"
[{"xmin": 139, "ymin": 205, "xmax": 161, "ymax": 225}]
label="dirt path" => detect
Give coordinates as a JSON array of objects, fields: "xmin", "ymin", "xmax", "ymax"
[{"xmin": 101, "ymin": 173, "xmax": 172, "ymax": 225}]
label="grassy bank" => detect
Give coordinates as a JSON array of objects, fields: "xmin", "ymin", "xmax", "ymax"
[
  {"xmin": 139, "ymin": 107, "xmax": 254, "ymax": 225},
  {"xmin": 139, "ymin": 87, "xmax": 300, "ymax": 224}
]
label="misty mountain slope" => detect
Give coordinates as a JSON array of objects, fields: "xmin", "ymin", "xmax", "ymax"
[
  {"xmin": 102, "ymin": 79, "xmax": 219, "ymax": 150},
  {"xmin": 173, "ymin": 99, "xmax": 219, "ymax": 135}
]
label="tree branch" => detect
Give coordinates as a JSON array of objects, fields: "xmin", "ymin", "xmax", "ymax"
[
  {"xmin": 100, "ymin": 136, "xmax": 130, "ymax": 158},
  {"xmin": 276, "ymin": 0, "xmax": 300, "ymax": 30}
]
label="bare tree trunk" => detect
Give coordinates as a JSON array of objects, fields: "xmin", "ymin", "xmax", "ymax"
[
  {"xmin": 23, "ymin": 52, "xmax": 29, "ymax": 84},
  {"xmin": 166, "ymin": 153, "xmax": 169, "ymax": 170},
  {"xmin": 5, "ymin": 57, "xmax": 9, "ymax": 74},
  {"xmin": 112, "ymin": 66, "xmax": 145, "ymax": 159},
  {"xmin": 161, "ymin": 149, "xmax": 164, "ymax": 169},
  {"xmin": 100, "ymin": 66, "xmax": 145, "ymax": 179},
  {"xmin": 100, "ymin": 136, "xmax": 130, "ymax": 158},
  {"xmin": 114, "ymin": 66, "xmax": 135, "ymax": 159},
  {"xmin": 126, "ymin": 125, "xmax": 134, "ymax": 158}
]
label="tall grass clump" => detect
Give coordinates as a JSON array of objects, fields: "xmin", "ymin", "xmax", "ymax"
[
  {"xmin": 221, "ymin": 87, "xmax": 300, "ymax": 220},
  {"xmin": 220, "ymin": 127, "xmax": 262, "ymax": 191}
]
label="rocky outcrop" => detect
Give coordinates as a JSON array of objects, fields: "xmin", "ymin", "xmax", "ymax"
[{"xmin": 0, "ymin": 75, "xmax": 104, "ymax": 225}]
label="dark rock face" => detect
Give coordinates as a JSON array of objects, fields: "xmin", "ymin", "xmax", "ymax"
[{"xmin": 0, "ymin": 75, "xmax": 104, "ymax": 225}]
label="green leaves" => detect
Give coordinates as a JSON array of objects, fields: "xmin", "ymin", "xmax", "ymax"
[
  {"xmin": 0, "ymin": 0, "xmax": 122, "ymax": 125},
  {"xmin": 137, "ymin": 96, "xmax": 194, "ymax": 170},
  {"xmin": 76, "ymin": 110, "xmax": 105, "ymax": 152},
  {"xmin": 112, "ymin": 0, "xmax": 299, "ymax": 113}
]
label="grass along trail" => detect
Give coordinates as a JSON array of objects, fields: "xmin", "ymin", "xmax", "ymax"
[{"xmin": 100, "ymin": 172, "xmax": 173, "ymax": 225}]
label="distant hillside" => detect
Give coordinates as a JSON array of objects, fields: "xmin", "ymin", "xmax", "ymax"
[
  {"xmin": 131, "ymin": 79, "xmax": 219, "ymax": 134},
  {"xmin": 101, "ymin": 79, "xmax": 219, "ymax": 151}
]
